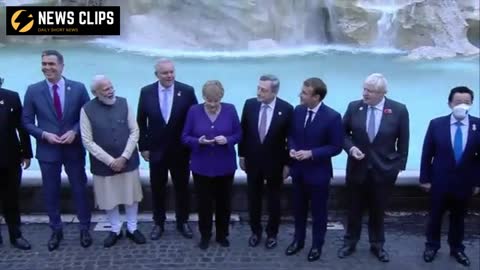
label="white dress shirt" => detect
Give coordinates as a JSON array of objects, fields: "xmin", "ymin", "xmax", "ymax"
[
  {"xmin": 304, "ymin": 102, "xmax": 322, "ymax": 127},
  {"xmin": 450, "ymin": 114, "xmax": 469, "ymax": 151},
  {"xmin": 366, "ymin": 97, "xmax": 385, "ymax": 137},
  {"xmin": 258, "ymin": 97, "xmax": 276, "ymax": 133},
  {"xmin": 158, "ymin": 82, "xmax": 174, "ymax": 122}
]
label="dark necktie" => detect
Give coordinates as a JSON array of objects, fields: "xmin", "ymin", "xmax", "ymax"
[
  {"xmin": 305, "ymin": 110, "xmax": 314, "ymax": 128},
  {"xmin": 52, "ymin": 84, "xmax": 62, "ymax": 120}
]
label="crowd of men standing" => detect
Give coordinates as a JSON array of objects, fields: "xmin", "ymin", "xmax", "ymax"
[{"xmin": 0, "ymin": 49, "xmax": 478, "ymax": 266}]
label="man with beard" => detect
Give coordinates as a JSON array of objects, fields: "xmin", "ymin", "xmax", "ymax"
[{"xmin": 80, "ymin": 75, "xmax": 145, "ymax": 247}]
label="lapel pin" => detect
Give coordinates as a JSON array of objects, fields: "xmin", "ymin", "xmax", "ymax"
[
  {"xmin": 177, "ymin": 91, "xmax": 181, "ymax": 97},
  {"xmin": 383, "ymin": 108, "xmax": 392, "ymax": 114},
  {"xmin": 359, "ymin": 107, "xmax": 363, "ymax": 111},
  {"xmin": 278, "ymin": 111, "xmax": 282, "ymax": 116},
  {"xmin": 0, "ymin": 100, "xmax": 4, "ymax": 105},
  {"xmin": 11, "ymin": 108, "xmax": 13, "ymax": 112},
  {"xmin": 473, "ymin": 124, "xmax": 477, "ymax": 131},
  {"xmin": 67, "ymin": 86, "xmax": 71, "ymax": 91}
]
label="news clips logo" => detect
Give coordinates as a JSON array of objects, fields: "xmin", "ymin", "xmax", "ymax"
[{"xmin": 6, "ymin": 6, "xmax": 120, "ymax": 35}]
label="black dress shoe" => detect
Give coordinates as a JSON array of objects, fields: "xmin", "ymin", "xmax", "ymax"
[
  {"xmin": 370, "ymin": 247, "xmax": 390, "ymax": 262},
  {"xmin": 423, "ymin": 248, "xmax": 437, "ymax": 262},
  {"xmin": 248, "ymin": 234, "xmax": 261, "ymax": 247},
  {"xmin": 216, "ymin": 237, "xmax": 230, "ymax": 247},
  {"xmin": 150, "ymin": 225, "xmax": 164, "ymax": 240},
  {"xmin": 11, "ymin": 237, "xmax": 31, "ymax": 250},
  {"xmin": 265, "ymin": 237, "xmax": 277, "ymax": 249},
  {"xmin": 47, "ymin": 231, "xmax": 63, "ymax": 251},
  {"xmin": 126, "ymin": 230, "xmax": 146, "ymax": 244},
  {"xmin": 285, "ymin": 241, "xmax": 304, "ymax": 256},
  {"xmin": 80, "ymin": 230, "xmax": 92, "ymax": 248},
  {"xmin": 337, "ymin": 245, "xmax": 356, "ymax": 258},
  {"xmin": 198, "ymin": 238, "xmax": 210, "ymax": 250},
  {"xmin": 177, "ymin": 223, "xmax": 193, "ymax": 239},
  {"xmin": 103, "ymin": 231, "xmax": 123, "ymax": 248},
  {"xmin": 307, "ymin": 248, "xmax": 321, "ymax": 262},
  {"xmin": 450, "ymin": 251, "xmax": 470, "ymax": 266}
]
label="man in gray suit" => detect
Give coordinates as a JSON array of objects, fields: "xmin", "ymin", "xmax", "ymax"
[
  {"xmin": 338, "ymin": 73, "xmax": 409, "ymax": 262},
  {"xmin": 22, "ymin": 50, "xmax": 92, "ymax": 251}
]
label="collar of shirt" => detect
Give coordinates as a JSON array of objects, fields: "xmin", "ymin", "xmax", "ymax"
[
  {"xmin": 308, "ymin": 101, "xmax": 322, "ymax": 114},
  {"xmin": 262, "ymin": 97, "xmax": 277, "ymax": 110},
  {"xmin": 450, "ymin": 114, "xmax": 469, "ymax": 126},
  {"xmin": 46, "ymin": 77, "xmax": 65, "ymax": 91},
  {"xmin": 158, "ymin": 81, "xmax": 174, "ymax": 92},
  {"xmin": 369, "ymin": 97, "xmax": 385, "ymax": 111}
]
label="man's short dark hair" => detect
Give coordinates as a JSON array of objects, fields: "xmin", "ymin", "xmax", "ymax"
[
  {"xmin": 304, "ymin": 77, "xmax": 327, "ymax": 101},
  {"xmin": 448, "ymin": 86, "xmax": 474, "ymax": 103},
  {"xmin": 42, "ymin": 50, "xmax": 64, "ymax": 64}
]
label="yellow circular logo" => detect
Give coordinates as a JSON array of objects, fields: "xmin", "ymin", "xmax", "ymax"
[{"xmin": 11, "ymin": 10, "xmax": 34, "ymax": 33}]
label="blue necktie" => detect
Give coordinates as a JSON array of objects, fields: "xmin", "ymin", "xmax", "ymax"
[
  {"xmin": 305, "ymin": 110, "xmax": 314, "ymax": 128},
  {"xmin": 161, "ymin": 89, "xmax": 170, "ymax": 122},
  {"xmin": 367, "ymin": 106, "xmax": 376, "ymax": 142},
  {"xmin": 453, "ymin": 121, "xmax": 463, "ymax": 163}
]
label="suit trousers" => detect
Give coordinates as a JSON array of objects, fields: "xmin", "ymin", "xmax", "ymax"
[
  {"xmin": 0, "ymin": 165, "xmax": 22, "ymax": 239},
  {"xmin": 425, "ymin": 192, "xmax": 469, "ymax": 252},
  {"xmin": 149, "ymin": 158, "xmax": 191, "ymax": 225},
  {"xmin": 292, "ymin": 179, "xmax": 330, "ymax": 249},
  {"xmin": 343, "ymin": 170, "xmax": 393, "ymax": 249},
  {"xmin": 39, "ymin": 160, "xmax": 91, "ymax": 231},
  {"xmin": 193, "ymin": 173, "xmax": 234, "ymax": 240},
  {"xmin": 247, "ymin": 169, "xmax": 282, "ymax": 237}
]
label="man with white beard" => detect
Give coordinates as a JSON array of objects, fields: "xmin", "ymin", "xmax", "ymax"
[{"xmin": 80, "ymin": 75, "xmax": 145, "ymax": 247}]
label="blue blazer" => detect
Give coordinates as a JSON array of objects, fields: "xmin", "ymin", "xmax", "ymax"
[
  {"xmin": 288, "ymin": 104, "xmax": 343, "ymax": 185},
  {"xmin": 420, "ymin": 115, "xmax": 480, "ymax": 198},
  {"xmin": 182, "ymin": 103, "xmax": 241, "ymax": 177},
  {"xmin": 22, "ymin": 78, "xmax": 90, "ymax": 162},
  {"xmin": 137, "ymin": 81, "xmax": 198, "ymax": 163}
]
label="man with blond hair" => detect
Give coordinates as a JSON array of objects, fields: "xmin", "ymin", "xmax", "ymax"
[{"xmin": 338, "ymin": 73, "xmax": 410, "ymax": 262}]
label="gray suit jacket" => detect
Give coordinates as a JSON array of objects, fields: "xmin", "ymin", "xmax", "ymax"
[
  {"xmin": 22, "ymin": 78, "xmax": 90, "ymax": 162},
  {"xmin": 343, "ymin": 98, "xmax": 410, "ymax": 183}
]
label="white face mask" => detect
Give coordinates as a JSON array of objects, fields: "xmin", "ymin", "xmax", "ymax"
[{"xmin": 452, "ymin": 103, "xmax": 470, "ymax": 120}]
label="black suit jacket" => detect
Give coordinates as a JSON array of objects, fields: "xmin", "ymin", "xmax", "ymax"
[
  {"xmin": 343, "ymin": 98, "xmax": 409, "ymax": 183},
  {"xmin": 137, "ymin": 80, "xmax": 198, "ymax": 163},
  {"xmin": 238, "ymin": 97, "xmax": 293, "ymax": 177},
  {"xmin": 0, "ymin": 88, "xmax": 32, "ymax": 167}
]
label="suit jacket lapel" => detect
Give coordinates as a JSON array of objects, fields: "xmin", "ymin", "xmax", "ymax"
[
  {"xmin": 253, "ymin": 101, "xmax": 261, "ymax": 143},
  {"xmin": 169, "ymin": 86, "xmax": 181, "ymax": 125},
  {"xmin": 266, "ymin": 102, "xmax": 281, "ymax": 139},
  {"xmin": 42, "ymin": 80, "xmax": 57, "ymax": 120},
  {"xmin": 63, "ymin": 78, "xmax": 72, "ymax": 121},
  {"xmin": 460, "ymin": 116, "xmax": 476, "ymax": 163},
  {"xmin": 442, "ymin": 116, "xmax": 456, "ymax": 163},
  {"xmin": 357, "ymin": 102, "xmax": 368, "ymax": 141}
]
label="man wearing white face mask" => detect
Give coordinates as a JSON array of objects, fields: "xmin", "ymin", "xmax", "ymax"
[
  {"xmin": 420, "ymin": 86, "xmax": 480, "ymax": 267},
  {"xmin": 80, "ymin": 75, "xmax": 145, "ymax": 248}
]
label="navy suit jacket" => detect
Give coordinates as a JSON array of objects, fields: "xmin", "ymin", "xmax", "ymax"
[
  {"xmin": 420, "ymin": 115, "xmax": 480, "ymax": 198},
  {"xmin": 137, "ymin": 80, "xmax": 198, "ymax": 163},
  {"xmin": 288, "ymin": 103, "xmax": 343, "ymax": 186},
  {"xmin": 238, "ymin": 97, "xmax": 293, "ymax": 177},
  {"xmin": 22, "ymin": 78, "xmax": 90, "ymax": 162}
]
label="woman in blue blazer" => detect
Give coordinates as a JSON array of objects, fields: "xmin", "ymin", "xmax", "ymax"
[{"xmin": 182, "ymin": 80, "xmax": 242, "ymax": 250}]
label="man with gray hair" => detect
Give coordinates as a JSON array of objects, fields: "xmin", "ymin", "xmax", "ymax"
[
  {"xmin": 338, "ymin": 73, "xmax": 409, "ymax": 262},
  {"xmin": 239, "ymin": 74, "xmax": 293, "ymax": 249},
  {"xmin": 80, "ymin": 75, "xmax": 145, "ymax": 248}
]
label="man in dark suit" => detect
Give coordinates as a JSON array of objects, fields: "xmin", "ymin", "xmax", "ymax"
[
  {"xmin": 0, "ymin": 79, "xmax": 32, "ymax": 250},
  {"xmin": 285, "ymin": 77, "xmax": 343, "ymax": 262},
  {"xmin": 137, "ymin": 58, "xmax": 198, "ymax": 240},
  {"xmin": 22, "ymin": 50, "xmax": 92, "ymax": 251},
  {"xmin": 238, "ymin": 75, "xmax": 293, "ymax": 249},
  {"xmin": 420, "ymin": 86, "xmax": 480, "ymax": 267},
  {"xmin": 338, "ymin": 73, "xmax": 409, "ymax": 262}
]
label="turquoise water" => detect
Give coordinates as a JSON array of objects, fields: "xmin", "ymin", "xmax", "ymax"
[{"xmin": 1, "ymin": 42, "xmax": 479, "ymax": 170}]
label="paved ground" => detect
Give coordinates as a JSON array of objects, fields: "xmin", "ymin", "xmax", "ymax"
[{"xmin": 0, "ymin": 213, "xmax": 478, "ymax": 270}]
